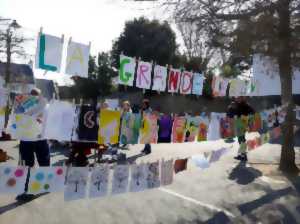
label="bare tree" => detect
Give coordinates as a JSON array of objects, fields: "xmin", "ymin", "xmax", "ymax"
[{"xmin": 164, "ymin": 0, "xmax": 300, "ymax": 173}]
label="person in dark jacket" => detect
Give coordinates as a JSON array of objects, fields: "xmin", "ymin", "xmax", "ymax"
[{"xmin": 227, "ymin": 96, "xmax": 255, "ymax": 161}]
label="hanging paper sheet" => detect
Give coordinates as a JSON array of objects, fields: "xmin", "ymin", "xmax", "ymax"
[
  {"xmin": 98, "ymin": 109, "xmax": 121, "ymax": 144},
  {"xmin": 209, "ymin": 148, "xmax": 229, "ymax": 163},
  {"xmin": 111, "ymin": 165, "xmax": 129, "ymax": 195},
  {"xmin": 180, "ymin": 71, "xmax": 193, "ymax": 94},
  {"xmin": 77, "ymin": 105, "xmax": 99, "ymax": 141},
  {"xmin": 168, "ymin": 68, "xmax": 181, "ymax": 93},
  {"xmin": 152, "ymin": 65, "xmax": 167, "ymax": 92},
  {"xmin": 9, "ymin": 94, "xmax": 46, "ymax": 140},
  {"xmin": 118, "ymin": 55, "xmax": 136, "ymax": 86},
  {"xmin": 161, "ymin": 159, "xmax": 174, "ymax": 186},
  {"xmin": 28, "ymin": 167, "xmax": 65, "ymax": 194},
  {"xmin": 140, "ymin": 114, "xmax": 158, "ymax": 144},
  {"xmin": 65, "ymin": 41, "xmax": 90, "ymax": 78},
  {"xmin": 207, "ymin": 113, "xmax": 224, "ymax": 141},
  {"xmin": 146, "ymin": 161, "xmax": 160, "ymax": 189},
  {"xmin": 185, "ymin": 116, "xmax": 201, "ymax": 142},
  {"xmin": 44, "ymin": 100, "xmax": 76, "ymax": 141},
  {"xmin": 120, "ymin": 112, "xmax": 141, "ymax": 144},
  {"xmin": 129, "ymin": 163, "xmax": 147, "ymax": 192},
  {"xmin": 88, "ymin": 166, "xmax": 109, "ymax": 198},
  {"xmin": 191, "ymin": 154, "xmax": 210, "ymax": 169},
  {"xmin": 220, "ymin": 116, "xmax": 234, "ymax": 139},
  {"xmin": 197, "ymin": 116, "xmax": 209, "ymax": 141},
  {"xmin": 136, "ymin": 60, "xmax": 152, "ymax": 89},
  {"xmin": 35, "ymin": 33, "xmax": 63, "ymax": 72},
  {"xmin": 171, "ymin": 116, "xmax": 186, "ymax": 143},
  {"xmin": 0, "ymin": 166, "xmax": 28, "ymax": 194},
  {"xmin": 64, "ymin": 167, "xmax": 89, "ymax": 201},
  {"xmin": 192, "ymin": 73, "xmax": 205, "ymax": 96}
]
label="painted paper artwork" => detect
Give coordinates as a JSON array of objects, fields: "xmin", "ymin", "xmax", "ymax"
[
  {"xmin": 185, "ymin": 116, "xmax": 201, "ymax": 142},
  {"xmin": 65, "ymin": 41, "xmax": 90, "ymax": 78},
  {"xmin": 0, "ymin": 88, "xmax": 7, "ymax": 133},
  {"xmin": 140, "ymin": 114, "xmax": 158, "ymax": 144},
  {"xmin": 191, "ymin": 154, "xmax": 210, "ymax": 169},
  {"xmin": 219, "ymin": 78, "xmax": 229, "ymax": 97},
  {"xmin": 136, "ymin": 60, "xmax": 152, "ymax": 89},
  {"xmin": 64, "ymin": 167, "xmax": 89, "ymax": 201},
  {"xmin": 9, "ymin": 95, "xmax": 46, "ymax": 140},
  {"xmin": 276, "ymin": 106, "xmax": 286, "ymax": 124},
  {"xmin": 261, "ymin": 132, "xmax": 270, "ymax": 144},
  {"xmin": 211, "ymin": 76, "xmax": 222, "ymax": 97},
  {"xmin": 44, "ymin": 100, "xmax": 76, "ymax": 141},
  {"xmin": 229, "ymin": 79, "xmax": 245, "ymax": 97},
  {"xmin": 220, "ymin": 116, "xmax": 234, "ymax": 139},
  {"xmin": 146, "ymin": 161, "xmax": 160, "ymax": 189},
  {"xmin": 28, "ymin": 167, "xmax": 65, "ymax": 194},
  {"xmin": 270, "ymin": 127, "xmax": 281, "ymax": 140},
  {"xmin": 118, "ymin": 55, "xmax": 136, "ymax": 86},
  {"xmin": 197, "ymin": 116, "xmax": 209, "ymax": 141},
  {"xmin": 207, "ymin": 113, "xmax": 223, "ymax": 141},
  {"xmin": 161, "ymin": 159, "xmax": 173, "ymax": 186},
  {"xmin": 88, "ymin": 166, "xmax": 109, "ymax": 198},
  {"xmin": 209, "ymin": 148, "xmax": 228, "ymax": 163},
  {"xmin": 120, "ymin": 112, "xmax": 141, "ymax": 144},
  {"xmin": 192, "ymin": 73, "xmax": 205, "ymax": 95},
  {"xmin": 174, "ymin": 158, "xmax": 188, "ymax": 174},
  {"xmin": 0, "ymin": 166, "xmax": 28, "ymax": 194},
  {"xmin": 129, "ymin": 163, "xmax": 147, "ymax": 192},
  {"xmin": 168, "ymin": 68, "xmax": 181, "ymax": 93},
  {"xmin": 260, "ymin": 111, "xmax": 269, "ymax": 133},
  {"xmin": 180, "ymin": 71, "xmax": 193, "ymax": 94},
  {"xmin": 171, "ymin": 116, "xmax": 186, "ymax": 143},
  {"xmin": 35, "ymin": 33, "xmax": 63, "ymax": 72},
  {"xmin": 77, "ymin": 105, "xmax": 98, "ymax": 141},
  {"xmin": 267, "ymin": 109, "xmax": 276, "ymax": 128},
  {"xmin": 111, "ymin": 165, "xmax": 129, "ymax": 195},
  {"xmin": 152, "ymin": 65, "xmax": 167, "ymax": 92},
  {"xmin": 98, "ymin": 109, "xmax": 121, "ymax": 144}
]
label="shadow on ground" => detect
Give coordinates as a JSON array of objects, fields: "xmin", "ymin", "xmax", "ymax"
[{"xmin": 228, "ymin": 161, "xmax": 262, "ymax": 185}]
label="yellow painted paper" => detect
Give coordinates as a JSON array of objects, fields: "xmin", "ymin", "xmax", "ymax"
[{"xmin": 98, "ymin": 109, "xmax": 121, "ymax": 144}]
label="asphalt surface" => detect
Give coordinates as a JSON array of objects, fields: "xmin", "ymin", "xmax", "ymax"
[{"xmin": 0, "ymin": 133, "xmax": 300, "ymax": 224}]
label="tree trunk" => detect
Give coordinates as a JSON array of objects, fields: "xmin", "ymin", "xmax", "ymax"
[{"xmin": 277, "ymin": 0, "xmax": 299, "ymax": 173}]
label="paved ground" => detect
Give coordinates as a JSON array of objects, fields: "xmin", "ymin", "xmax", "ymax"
[{"xmin": 0, "ymin": 133, "xmax": 300, "ymax": 224}]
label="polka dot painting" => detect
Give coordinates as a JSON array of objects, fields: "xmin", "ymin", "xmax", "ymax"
[{"xmin": 0, "ymin": 166, "xmax": 28, "ymax": 194}]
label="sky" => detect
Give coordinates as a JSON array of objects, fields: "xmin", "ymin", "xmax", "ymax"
[{"xmin": 0, "ymin": 0, "xmax": 181, "ymax": 85}]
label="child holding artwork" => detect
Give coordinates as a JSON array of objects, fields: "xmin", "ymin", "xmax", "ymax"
[{"xmin": 227, "ymin": 96, "xmax": 254, "ymax": 162}]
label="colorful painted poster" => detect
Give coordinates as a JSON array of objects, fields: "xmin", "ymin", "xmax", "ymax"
[
  {"xmin": 197, "ymin": 116, "xmax": 209, "ymax": 141},
  {"xmin": 120, "ymin": 112, "xmax": 141, "ymax": 144},
  {"xmin": 111, "ymin": 165, "xmax": 129, "ymax": 195},
  {"xmin": 246, "ymin": 78, "xmax": 260, "ymax": 96},
  {"xmin": 9, "ymin": 95, "xmax": 46, "ymax": 140},
  {"xmin": 276, "ymin": 106, "xmax": 286, "ymax": 124},
  {"xmin": 64, "ymin": 167, "xmax": 89, "ymax": 201},
  {"xmin": 0, "ymin": 88, "xmax": 8, "ymax": 133},
  {"xmin": 35, "ymin": 33, "xmax": 63, "ymax": 72},
  {"xmin": 28, "ymin": 167, "xmax": 65, "ymax": 194},
  {"xmin": 65, "ymin": 41, "xmax": 90, "ymax": 78},
  {"xmin": 44, "ymin": 100, "xmax": 76, "ymax": 141},
  {"xmin": 140, "ymin": 114, "xmax": 158, "ymax": 144},
  {"xmin": 98, "ymin": 109, "xmax": 121, "ymax": 144},
  {"xmin": 136, "ymin": 60, "xmax": 152, "ymax": 89},
  {"xmin": 180, "ymin": 71, "xmax": 193, "ymax": 94},
  {"xmin": 267, "ymin": 109, "xmax": 277, "ymax": 128},
  {"xmin": 118, "ymin": 55, "xmax": 135, "ymax": 86},
  {"xmin": 168, "ymin": 68, "xmax": 181, "ymax": 93},
  {"xmin": 152, "ymin": 65, "xmax": 167, "ymax": 92},
  {"xmin": 171, "ymin": 116, "xmax": 186, "ymax": 143},
  {"xmin": 88, "ymin": 166, "xmax": 109, "ymax": 198},
  {"xmin": 270, "ymin": 127, "xmax": 282, "ymax": 140},
  {"xmin": 146, "ymin": 161, "xmax": 160, "ymax": 189},
  {"xmin": 220, "ymin": 116, "xmax": 234, "ymax": 139},
  {"xmin": 158, "ymin": 114, "xmax": 173, "ymax": 142},
  {"xmin": 174, "ymin": 158, "xmax": 188, "ymax": 174},
  {"xmin": 192, "ymin": 73, "xmax": 205, "ymax": 95},
  {"xmin": 0, "ymin": 166, "xmax": 28, "ymax": 194},
  {"xmin": 77, "ymin": 105, "xmax": 98, "ymax": 141},
  {"xmin": 129, "ymin": 163, "xmax": 147, "ymax": 192},
  {"xmin": 191, "ymin": 154, "xmax": 210, "ymax": 169},
  {"xmin": 219, "ymin": 78, "xmax": 229, "ymax": 97},
  {"xmin": 161, "ymin": 159, "xmax": 173, "ymax": 186},
  {"xmin": 260, "ymin": 111, "xmax": 269, "ymax": 133},
  {"xmin": 229, "ymin": 79, "xmax": 245, "ymax": 97},
  {"xmin": 261, "ymin": 132, "xmax": 270, "ymax": 144},
  {"xmin": 211, "ymin": 76, "xmax": 222, "ymax": 97},
  {"xmin": 185, "ymin": 116, "xmax": 201, "ymax": 142}
]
